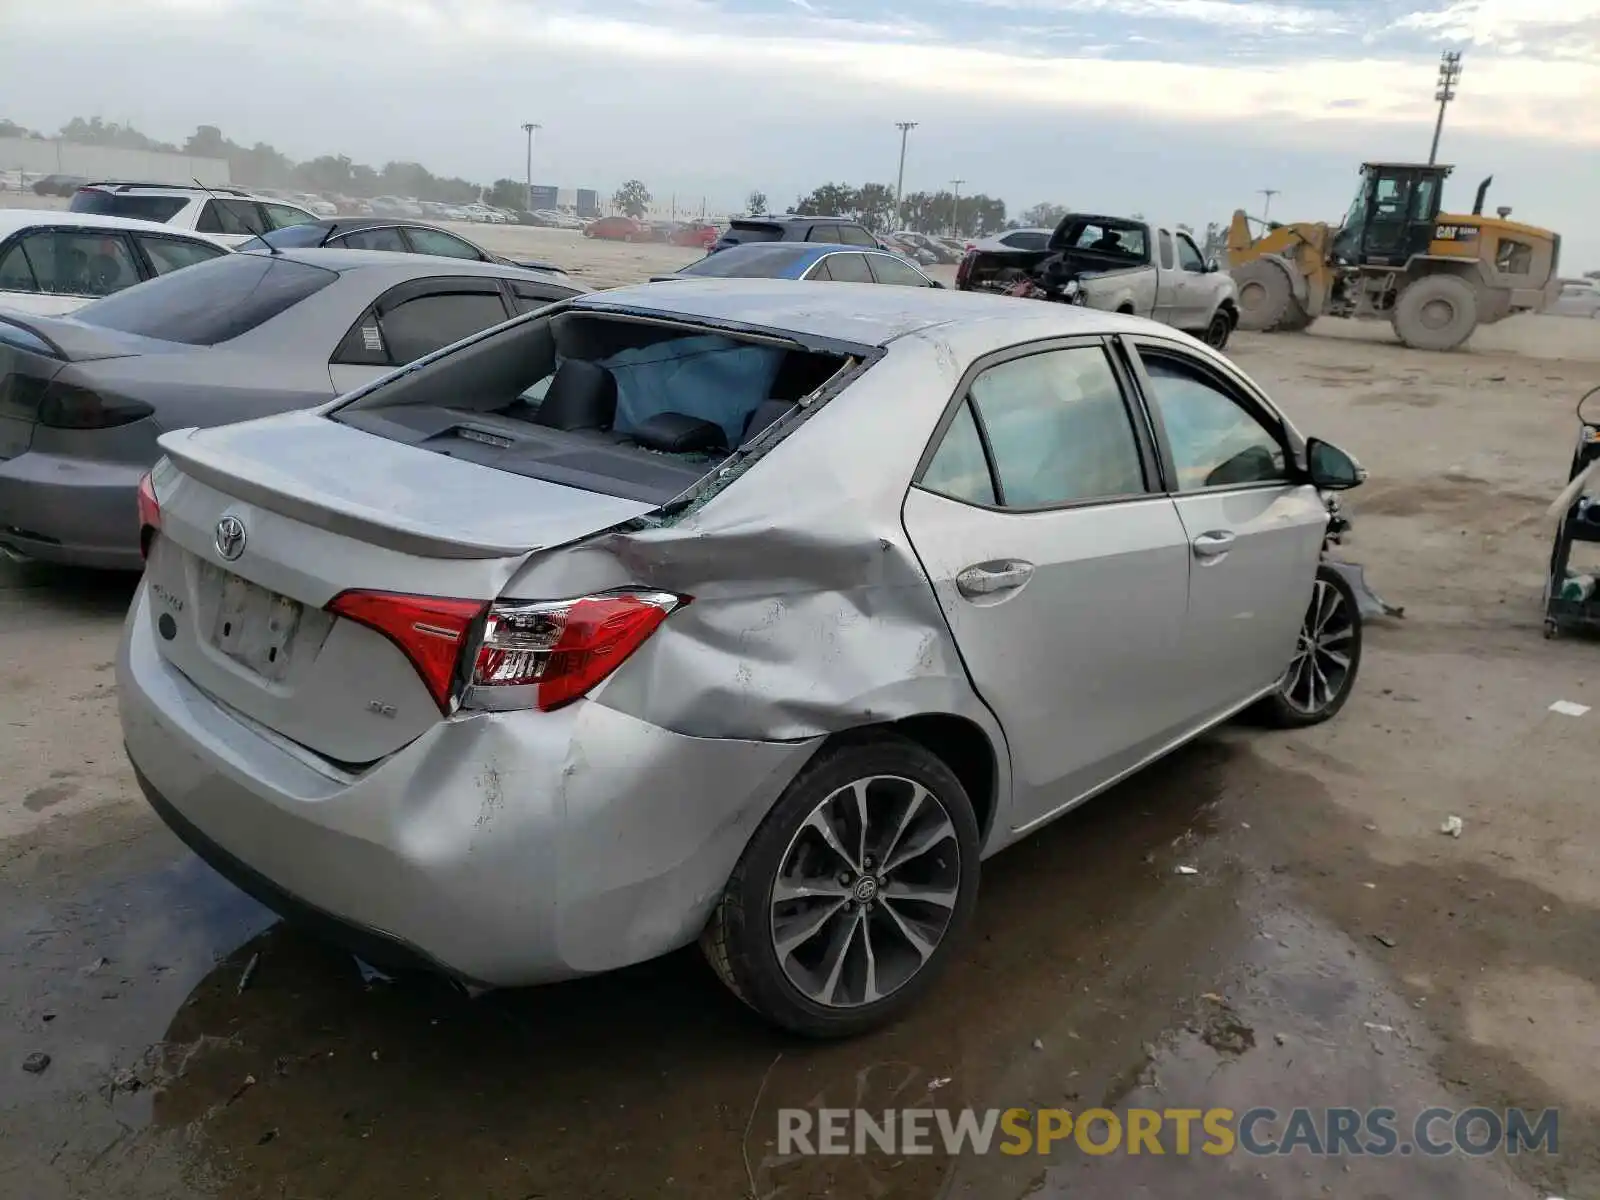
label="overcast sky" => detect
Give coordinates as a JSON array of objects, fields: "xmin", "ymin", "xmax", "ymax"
[{"xmin": 6, "ymin": 0, "xmax": 1599, "ymax": 266}]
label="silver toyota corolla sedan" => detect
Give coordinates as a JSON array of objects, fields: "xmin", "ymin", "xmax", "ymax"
[{"xmin": 118, "ymin": 280, "xmax": 1366, "ymax": 1038}]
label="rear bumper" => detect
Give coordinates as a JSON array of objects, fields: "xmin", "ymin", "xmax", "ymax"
[
  {"xmin": 117, "ymin": 585, "xmax": 818, "ymax": 987},
  {"xmin": 0, "ymin": 450, "xmax": 145, "ymax": 570}
]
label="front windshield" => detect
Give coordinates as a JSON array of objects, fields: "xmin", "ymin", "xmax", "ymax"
[{"xmin": 1331, "ymin": 176, "xmax": 1370, "ymax": 261}]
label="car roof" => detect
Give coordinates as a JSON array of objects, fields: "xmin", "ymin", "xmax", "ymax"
[
  {"xmin": 0, "ymin": 208, "xmax": 228, "ymax": 243},
  {"xmin": 577, "ymin": 277, "xmax": 1151, "ymax": 348},
  {"xmin": 733, "ymin": 214, "xmax": 860, "ymax": 226},
  {"xmin": 265, "ymin": 247, "xmax": 569, "ymax": 284}
]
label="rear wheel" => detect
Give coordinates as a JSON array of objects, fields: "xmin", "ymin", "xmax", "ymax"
[
  {"xmin": 702, "ymin": 736, "xmax": 980, "ymax": 1039},
  {"xmin": 1233, "ymin": 259, "xmax": 1303, "ymax": 331},
  {"xmin": 1391, "ymin": 273, "xmax": 1479, "ymax": 351},
  {"xmin": 1252, "ymin": 565, "xmax": 1363, "ymax": 728}
]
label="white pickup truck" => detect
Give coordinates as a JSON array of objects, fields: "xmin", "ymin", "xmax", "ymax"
[{"xmin": 955, "ymin": 212, "xmax": 1241, "ymax": 349}]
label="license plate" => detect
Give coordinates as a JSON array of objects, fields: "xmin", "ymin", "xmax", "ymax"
[{"xmin": 201, "ymin": 562, "xmax": 304, "ymax": 683}]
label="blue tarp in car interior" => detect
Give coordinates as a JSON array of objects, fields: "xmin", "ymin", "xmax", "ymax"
[{"xmin": 603, "ymin": 335, "xmax": 786, "ymax": 446}]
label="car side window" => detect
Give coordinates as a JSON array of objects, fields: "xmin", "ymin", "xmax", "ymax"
[
  {"xmin": 1176, "ymin": 235, "xmax": 1205, "ymax": 273},
  {"xmin": 263, "ymin": 203, "xmax": 315, "ymax": 231},
  {"xmin": 920, "ymin": 400, "xmax": 996, "ymax": 505},
  {"xmin": 14, "ymin": 230, "xmax": 141, "ymax": 297},
  {"xmin": 824, "ymin": 253, "xmax": 874, "ymax": 283},
  {"xmin": 406, "ymin": 227, "xmax": 483, "ymax": 259},
  {"xmin": 1139, "ymin": 351, "xmax": 1288, "ymax": 490},
  {"xmin": 0, "ymin": 241, "xmax": 38, "ymax": 291},
  {"xmin": 867, "ymin": 254, "xmax": 931, "ymax": 287},
  {"xmin": 508, "ymin": 281, "xmax": 574, "ymax": 314},
  {"xmin": 806, "ymin": 224, "xmax": 839, "ymax": 243},
  {"xmin": 837, "ymin": 225, "xmax": 876, "ymax": 247},
  {"xmin": 967, "ymin": 346, "xmax": 1148, "ymax": 507},
  {"xmin": 803, "ymin": 257, "xmax": 834, "ymax": 281},
  {"xmin": 197, "ymin": 199, "xmax": 267, "ymax": 236},
  {"xmin": 136, "ymin": 235, "xmax": 228, "ymax": 276},
  {"xmin": 377, "ymin": 291, "xmax": 511, "ymax": 363},
  {"xmin": 1158, "ymin": 230, "xmax": 1175, "ymax": 270},
  {"xmin": 333, "ymin": 226, "xmax": 410, "ymax": 252}
]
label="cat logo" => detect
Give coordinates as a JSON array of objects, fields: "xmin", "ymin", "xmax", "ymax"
[{"xmin": 1435, "ymin": 223, "xmax": 1479, "ymax": 242}]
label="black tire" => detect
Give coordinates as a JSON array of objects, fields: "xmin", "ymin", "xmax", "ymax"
[
  {"xmin": 1391, "ymin": 274, "xmax": 1479, "ymax": 351},
  {"xmin": 1202, "ymin": 308, "xmax": 1233, "ymax": 350},
  {"xmin": 701, "ymin": 734, "xmax": 981, "ymax": 1039},
  {"xmin": 1232, "ymin": 259, "xmax": 1301, "ymax": 331},
  {"xmin": 1251, "ymin": 564, "xmax": 1364, "ymax": 729}
]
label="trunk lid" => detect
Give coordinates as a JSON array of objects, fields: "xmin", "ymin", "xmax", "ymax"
[{"xmin": 145, "ymin": 414, "xmax": 657, "ymax": 764}]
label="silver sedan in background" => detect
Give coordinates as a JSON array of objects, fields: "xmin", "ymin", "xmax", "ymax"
[
  {"xmin": 118, "ymin": 281, "xmax": 1366, "ymax": 1038},
  {"xmin": 0, "ymin": 250, "xmax": 581, "ymax": 569}
]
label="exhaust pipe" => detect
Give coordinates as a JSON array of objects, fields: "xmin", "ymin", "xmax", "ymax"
[{"xmin": 1472, "ymin": 175, "xmax": 1493, "ymax": 216}]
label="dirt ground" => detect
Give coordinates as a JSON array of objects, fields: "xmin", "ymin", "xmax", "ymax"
[{"xmin": 2, "ymin": 218, "xmax": 1599, "ymax": 1199}]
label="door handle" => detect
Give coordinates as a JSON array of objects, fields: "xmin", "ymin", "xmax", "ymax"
[
  {"xmin": 956, "ymin": 560, "xmax": 1034, "ymax": 599},
  {"xmin": 1191, "ymin": 530, "xmax": 1237, "ymax": 560}
]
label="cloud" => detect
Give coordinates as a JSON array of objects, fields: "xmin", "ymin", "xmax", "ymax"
[{"xmin": 5, "ymin": 0, "xmax": 1597, "ymax": 266}]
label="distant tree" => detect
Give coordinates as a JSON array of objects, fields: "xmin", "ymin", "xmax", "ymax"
[
  {"xmin": 1586, "ymin": 269, "xmax": 1600, "ymax": 280},
  {"xmin": 794, "ymin": 182, "xmax": 857, "ymax": 217},
  {"xmin": 746, "ymin": 189, "xmax": 768, "ymax": 214},
  {"xmin": 896, "ymin": 189, "xmax": 1003, "ymax": 236},
  {"xmin": 0, "ymin": 118, "xmax": 37, "ymax": 139},
  {"xmin": 850, "ymin": 182, "xmax": 896, "ymax": 232},
  {"xmin": 1021, "ymin": 202, "xmax": 1068, "ymax": 228},
  {"xmin": 488, "ymin": 178, "xmax": 527, "ymax": 210},
  {"xmin": 183, "ymin": 124, "xmax": 229, "ymax": 160},
  {"xmin": 613, "ymin": 179, "xmax": 651, "ymax": 218}
]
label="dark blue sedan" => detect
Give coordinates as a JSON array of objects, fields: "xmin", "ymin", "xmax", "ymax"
[{"xmin": 652, "ymin": 241, "xmax": 942, "ymax": 287}]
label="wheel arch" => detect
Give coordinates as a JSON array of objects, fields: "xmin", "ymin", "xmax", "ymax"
[{"xmin": 809, "ymin": 713, "xmax": 1005, "ymax": 848}]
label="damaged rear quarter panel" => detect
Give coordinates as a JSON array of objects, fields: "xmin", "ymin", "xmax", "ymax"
[{"xmin": 501, "ymin": 333, "xmax": 1009, "ymax": 757}]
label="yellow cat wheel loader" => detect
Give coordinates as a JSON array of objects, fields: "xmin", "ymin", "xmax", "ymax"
[{"xmin": 1227, "ymin": 162, "xmax": 1561, "ymax": 351}]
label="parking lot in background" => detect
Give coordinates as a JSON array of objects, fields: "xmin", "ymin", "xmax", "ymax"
[{"xmin": 2, "ymin": 195, "xmax": 1600, "ymax": 1198}]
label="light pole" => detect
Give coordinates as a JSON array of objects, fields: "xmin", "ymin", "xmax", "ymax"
[
  {"xmin": 1429, "ymin": 50, "xmax": 1463, "ymax": 165},
  {"xmin": 949, "ymin": 178, "xmax": 964, "ymax": 236},
  {"xmin": 1259, "ymin": 188, "xmax": 1279, "ymax": 222},
  {"xmin": 894, "ymin": 121, "xmax": 918, "ymax": 228},
  {"xmin": 520, "ymin": 121, "xmax": 541, "ymax": 211}
]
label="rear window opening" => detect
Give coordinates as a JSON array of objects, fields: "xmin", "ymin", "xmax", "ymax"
[
  {"xmin": 330, "ymin": 309, "xmax": 863, "ymax": 506},
  {"xmin": 71, "ymin": 253, "xmax": 337, "ymax": 346},
  {"xmin": 68, "ymin": 190, "xmax": 188, "ymax": 224}
]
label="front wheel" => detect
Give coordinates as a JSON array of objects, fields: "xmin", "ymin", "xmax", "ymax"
[
  {"xmin": 1251, "ymin": 564, "xmax": 1363, "ymax": 728},
  {"xmin": 1202, "ymin": 308, "xmax": 1233, "ymax": 350},
  {"xmin": 701, "ymin": 736, "xmax": 981, "ymax": 1039}
]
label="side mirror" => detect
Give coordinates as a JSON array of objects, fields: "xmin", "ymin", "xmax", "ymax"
[
  {"xmin": 1205, "ymin": 257, "xmax": 1220, "ymax": 273},
  {"xmin": 1306, "ymin": 438, "xmax": 1366, "ymax": 490}
]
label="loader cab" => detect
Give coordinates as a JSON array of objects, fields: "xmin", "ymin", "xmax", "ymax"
[{"xmin": 1331, "ymin": 162, "xmax": 1451, "ymax": 266}]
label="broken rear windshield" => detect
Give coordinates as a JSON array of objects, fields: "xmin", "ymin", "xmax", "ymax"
[{"xmin": 330, "ymin": 311, "xmax": 858, "ymax": 506}]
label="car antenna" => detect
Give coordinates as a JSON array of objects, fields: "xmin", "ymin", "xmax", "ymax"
[{"xmin": 193, "ymin": 176, "xmax": 278, "ymax": 253}]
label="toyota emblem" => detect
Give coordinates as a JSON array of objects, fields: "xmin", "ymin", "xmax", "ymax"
[{"xmin": 214, "ymin": 515, "xmax": 247, "ymax": 561}]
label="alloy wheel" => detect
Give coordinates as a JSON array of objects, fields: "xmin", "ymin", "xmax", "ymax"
[
  {"xmin": 769, "ymin": 775, "xmax": 962, "ymax": 1009},
  {"xmin": 1280, "ymin": 578, "xmax": 1356, "ymax": 715}
]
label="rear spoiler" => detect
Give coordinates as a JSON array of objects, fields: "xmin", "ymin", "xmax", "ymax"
[{"xmin": 0, "ymin": 312, "xmax": 150, "ymax": 362}]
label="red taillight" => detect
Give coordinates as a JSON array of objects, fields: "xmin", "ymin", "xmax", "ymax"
[
  {"xmin": 327, "ymin": 591, "xmax": 488, "ymax": 713},
  {"xmin": 473, "ymin": 590, "xmax": 686, "ymax": 711},
  {"xmin": 325, "ymin": 588, "xmax": 685, "ymax": 715},
  {"xmin": 136, "ymin": 471, "xmax": 161, "ymax": 560}
]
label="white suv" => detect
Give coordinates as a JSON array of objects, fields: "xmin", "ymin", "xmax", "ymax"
[{"xmin": 68, "ymin": 182, "xmax": 319, "ymax": 247}]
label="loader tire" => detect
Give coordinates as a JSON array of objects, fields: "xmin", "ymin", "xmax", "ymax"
[
  {"xmin": 1233, "ymin": 260, "xmax": 1302, "ymax": 332},
  {"xmin": 1391, "ymin": 274, "xmax": 1478, "ymax": 351}
]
